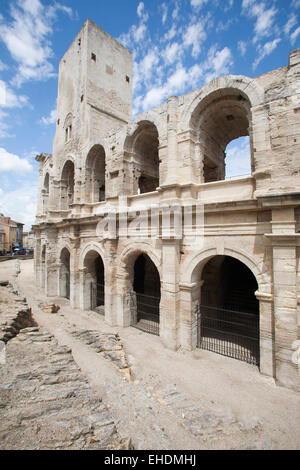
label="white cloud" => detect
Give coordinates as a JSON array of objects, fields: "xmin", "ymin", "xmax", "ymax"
[
  {"xmin": 292, "ymin": 0, "xmax": 300, "ymax": 8},
  {"xmin": 0, "ymin": 181, "xmax": 38, "ymax": 230},
  {"xmin": 183, "ymin": 20, "xmax": 207, "ymax": 57},
  {"xmin": 172, "ymin": 2, "xmax": 180, "ymax": 20},
  {"xmin": 0, "ymin": 59, "xmax": 8, "ymax": 71},
  {"xmin": 139, "ymin": 44, "xmax": 233, "ymax": 113},
  {"xmin": 39, "ymin": 106, "xmax": 57, "ymax": 126},
  {"xmin": 242, "ymin": 1, "xmax": 278, "ymax": 43},
  {"xmin": 0, "ymin": 110, "xmax": 11, "ymax": 139},
  {"xmin": 284, "ymin": 14, "xmax": 297, "ymax": 37},
  {"xmin": 118, "ymin": 2, "xmax": 149, "ymax": 48},
  {"xmin": 137, "ymin": 2, "xmax": 148, "ymax": 22},
  {"xmin": 291, "ymin": 26, "xmax": 300, "ymax": 45},
  {"xmin": 253, "ymin": 38, "xmax": 281, "ymax": 69},
  {"xmin": 225, "ymin": 136, "xmax": 251, "ymax": 179},
  {"xmin": 0, "ymin": 147, "xmax": 33, "ymax": 173},
  {"xmin": 0, "ymin": 0, "xmax": 74, "ymax": 87},
  {"xmin": 0, "ymin": 80, "xmax": 29, "ymax": 108},
  {"xmin": 191, "ymin": 0, "xmax": 209, "ymax": 8},
  {"xmin": 238, "ymin": 40, "xmax": 247, "ymax": 56},
  {"xmin": 164, "ymin": 24, "xmax": 177, "ymax": 41},
  {"xmin": 162, "ymin": 3, "xmax": 168, "ymax": 25},
  {"xmin": 205, "ymin": 46, "xmax": 233, "ymax": 82},
  {"xmin": 162, "ymin": 42, "xmax": 184, "ymax": 65}
]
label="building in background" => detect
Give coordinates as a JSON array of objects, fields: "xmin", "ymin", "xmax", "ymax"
[
  {"xmin": 0, "ymin": 214, "xmax": 24, "ymax": 252},
  {"xmin": 0, "ymin": 215, "xmax": 4, "ymax": 252},
  {"xmin": 23, "ymin": 231, "xmax": 35, "ymax": 250}
]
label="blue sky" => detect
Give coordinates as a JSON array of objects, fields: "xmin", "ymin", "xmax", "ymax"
[{"xmin": 0, "ymin": 0, "xmax": 299, "ymax": 231}]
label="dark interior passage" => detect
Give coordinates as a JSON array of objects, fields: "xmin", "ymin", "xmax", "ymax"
[
  {"xmin": 84, "ymin": 250, "xmax": 105, "ymax": 311},
  {"xmin": 201, "ymin": 255, "xmax": 259, "ymax": 313},
  {"xmin": 60, "ymin": 248, "xmax": 70, "ymax": 299},
  {"xmin": 133, "ymin": 254, "xmax": 161, "ymax": 328},
  {"xmin": 199, "ymin": 255, "xmax": 259, "ymax": 365}
]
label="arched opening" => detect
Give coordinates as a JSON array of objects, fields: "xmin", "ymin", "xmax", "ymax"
[
  {"xmin": 85, "ymin": 145, "xmax": 106, "ymax": 203},
  {"xmin": 42, "ymin": 173, "xmax": 50, "ymax": 213},
  {"xmin": 192, "ymin": 89, "xmax": 252, "ymax": 182},
  {"xmin": 83, "ymin": 250, "xmax": 105, "ymax": 313},
  {"xmin": 225, "ymin": 136, "xmax": 251, "ymax": 179},
  {"xmin": 132, "ymin": 253, "xmax": 161, "ymax": 335},
  {"xmin": 41, "ymin": 245, "xmax": 46, "ymax": 289},
  {"xmin": 60, "ymin": 248, "xmax": 70, "ymax": 299},
  {"xmin": 132, "ymin": 122, "xmax": 159, "ymax": 194},
  {"xmin": 197, "ymin": 255, "xmax": 259, "ymax": 365},
  {"xmin": 61, "ymin": 160, "xmax": 75, "ymax": 209}
]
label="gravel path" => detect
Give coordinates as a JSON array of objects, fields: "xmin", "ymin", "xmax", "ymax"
[{"xmin": 0, "ymin": 259, "xmax": 299, "ymax": 450}]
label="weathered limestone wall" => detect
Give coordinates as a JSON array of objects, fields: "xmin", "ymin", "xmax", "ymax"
[{"xmin": 33, "ymin": 22, "xmax": 300, "ymax": 391}]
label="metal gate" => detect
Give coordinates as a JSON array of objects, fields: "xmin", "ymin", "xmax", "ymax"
[
  {"xmin": 134, "ymin": 292, "xmax": 160, "ymax": 336},
  {"xmin": 90, "ymin": 283, "xmax": 105, "ymax": 313},
  {"xmin": 197, "ymin": 305, "xmax": 259, "ymax": 365},
  {"xmin": 65, "ymin": 271, "xmax": 70, "ymax": 300}
]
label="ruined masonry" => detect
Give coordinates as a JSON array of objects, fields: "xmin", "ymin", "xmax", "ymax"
[{"xmin": 34, "ymin": 19, "xmax": 300, "ymax": 391}]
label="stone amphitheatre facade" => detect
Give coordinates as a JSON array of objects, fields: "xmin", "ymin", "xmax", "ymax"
[{"xmin": 33, "ymin": 20, "xmax": 300, "ymax": 391}]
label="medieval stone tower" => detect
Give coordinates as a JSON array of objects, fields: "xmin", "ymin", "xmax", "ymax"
[{"xmin": 34, "ymin": 19, "xmax": 300, "ymax": 392}]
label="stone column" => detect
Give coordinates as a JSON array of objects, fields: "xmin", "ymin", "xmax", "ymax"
[
  {"xmin": 166, "ymin": 96, "xmax": 178, "ymax": 185},
  {"xmin": 255, "ymin": 291, "xmax": 275, "ymax": 378},
  {"xmin": 46, "ymin": 263, "xmax": 59, "ymax": 297},
  {"xmin": 103, "ymin": 239, "xmax": 117, "ymax": 326},
  {"xmin": 160, "ymin": 238, "xmax": 180, "ymax": 350},
  {"xmin": 115, "ymin": 271, "xmax": 136, "ymax": 327},
  {"xmin": 266, "ymin": 233, "xmax": 300, "ymax": 391},
  {"xmin": 79, "ymin": 267, "xmax": 88, "ymax": 310},
  {"xmin": 179, "ymin": 282, "xmax": 201, "ymax": 350},
  {"xmin": 35, "ymin": 236, "xmax": 41, "ymax": 287}
]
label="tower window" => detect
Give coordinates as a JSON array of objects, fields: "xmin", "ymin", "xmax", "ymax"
[{"xmin": 91, "ymin": 53, "xmax": 96, "ymax": 62}]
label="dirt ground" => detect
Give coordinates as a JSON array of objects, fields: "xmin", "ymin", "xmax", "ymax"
[{"xmin": 0, "ymin": 258, "xmax": 300, "ymax": 450}]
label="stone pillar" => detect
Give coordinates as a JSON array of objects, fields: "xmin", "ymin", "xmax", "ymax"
[
  {"xmin": 255, "ymin": 291, "xmax": 275, "ymax": 378},
  {"xmin": 115, "ymin": 272, "xmax": 136, "ymax": 327},
  {"xmin": 179, "ymin": 282, "xmax": 201, "ymax": 350},
  {"xmin": 104, "ymin": 240, "xmax": 117, "ymax": 326},
  {"xmin": 46, "ymin": 263, "xmax": 59, "ymax": 297},
  {"xmin": 266, "ymin": 232, "xmax": 300, "ymax": 391},
  {"xmin": 35, "ymin": 236, "xmax": 41, "ymax": 287},
  {"xmin": 160, "ymin": 238, "xmax": 180, "ymax": 350},
  {"xmin": 166, "ymin": 96, "xmax": 178, "ymax": 185},
  {"xmin": 79, "ymin": 267, "xmax": 88, "ymax": 310}
]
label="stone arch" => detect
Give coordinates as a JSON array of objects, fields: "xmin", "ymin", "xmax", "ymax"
[
  {"xmin": 181, "ymin": 245, "xmax": 266, "ymax": 292},
  {"xmin": 79, "ymin": 243, "xmax": 106, "ymax": 312},
  {"xmin": 179, "ymin": 244, "xmax": 273, "ymax": 370},
  {"xmin": 79, "ymin": 242, "xmax": 106, "ymax": 271},
  {"xmin": 124, "ymin": 120, "xmax": 160, "ymax": 194},
  {"xmin": 118, "ymin": 242, "xmax": 161, "ymax": 280},
  {"xmin": 64, "ymin": 112, "xmax": 73, "ymax": 142},
  {"xmin": 59, "ymin": 246, "xmax": 71, "ymax": 299},
  {"xmin": 180, "ymin": 76, "xmax": 264, "ymax": 182},
  {"xmin": 116, "ymin": 243, "xmax": 161, "ymax": 329},
  {"xmin": 181, "ymin": 75, "xmax": 264, "ymax": 131},
  {"xmin": 42, "ymin": 172, "xmax": 50, "ymax": 214},
  {"xmin": 84, "ymin": 144, "xmax": 106, "ymax": 203},
  {"xmin": 41, "ymin": 244, "xmax": 47, "ymax": 289},
  {"xmin": 60, "ymin": 159, "xmax": 75, "ymax": 209}
]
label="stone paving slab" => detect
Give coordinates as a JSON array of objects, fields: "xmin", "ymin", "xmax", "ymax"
[{"xmin": 0, "ymin": 285, "xmax": 131, "ymax": 450}]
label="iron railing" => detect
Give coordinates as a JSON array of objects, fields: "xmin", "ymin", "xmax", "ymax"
[
  {"xmin": 197, "ymin": 304, "xmax": 259, "ymax": 366},
  {"xmin": 133, "ymin": 292, "xmax": 160, "ymax": 336}
]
